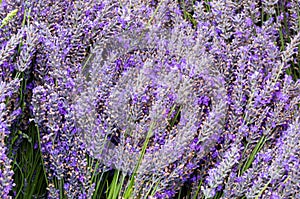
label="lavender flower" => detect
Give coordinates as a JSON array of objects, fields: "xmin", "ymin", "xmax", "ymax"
[
  {"xmin": 0, "ymin": 79, "xmax": 20, "ymax": 198},
  {"xmin": 16, "ymin": 24, "xmax": 38, "ymax": 72},
  {"xmin": 0, "ymin": 104, "xmax": 15, "ymax": 199},
  {"xmin": 202, "ymin": 143, "xmax": 242, "ymax": 198}
]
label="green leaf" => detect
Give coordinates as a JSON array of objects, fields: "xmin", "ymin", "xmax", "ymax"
[{"xmin": 0, "ymin": 9, "xmax": 18, "ymax": 28}]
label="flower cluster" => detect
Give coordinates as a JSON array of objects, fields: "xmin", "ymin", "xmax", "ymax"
[
  {"xmin": 223, "ymin": 114, "xmax": 300, "ymax": 199},
  {"xmin": 0, "ymin": 0, "xmax": 300, "ymax": 198}
]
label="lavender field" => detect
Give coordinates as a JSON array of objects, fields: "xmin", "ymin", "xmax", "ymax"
[{"xmin": 0, "ymin": 0, "xmax": 300, "ymax": 198}]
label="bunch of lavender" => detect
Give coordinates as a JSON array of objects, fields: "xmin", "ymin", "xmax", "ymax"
[
  {"xmin": 75, "ymin": 0, "xmax": 300, "ymax": 198},
  {"xmin": 1, "ymin": 0, "xmax": 119, "ymax": 197},
  {"xmin": 0, "ymin": 1, "xmax": 38, "ymax": 195},
  {"xmin": 30, "ymin": 0, "xmax": 130, "ymax": 198},
  {"xmin": 193, "ymin": 1, "xmax": 300, "ymax": 198},
  {"xmin": 76, "ymin": 1, "xmax": 205, "ymax": 198},
  {"xmin": 1, "ymin": 0, "xmax": 300, "ymax": 198}
]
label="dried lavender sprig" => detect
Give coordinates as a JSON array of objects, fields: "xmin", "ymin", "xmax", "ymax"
[
  {"xmin": 201, "ymin": 143, "xmax": 242, "ymax": 198},
  {"xmin": 0, "ymin": 30, "xmax": 22, "ymax": 66},
  {"xmin": 16, "ymin": 24, "xmax": 38, "ymax": 72}
]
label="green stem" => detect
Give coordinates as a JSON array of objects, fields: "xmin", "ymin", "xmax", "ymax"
[
  {"xmin": 240, "ymin": 135, "xmax": 266, "ymax": 175},
  {"xmin": 14, "ymin": 161, "xmax": 24, "ymax": 199},
  {"xmin": 36, "ymin": 125, "xmax": 48, "ymax": 185}
]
